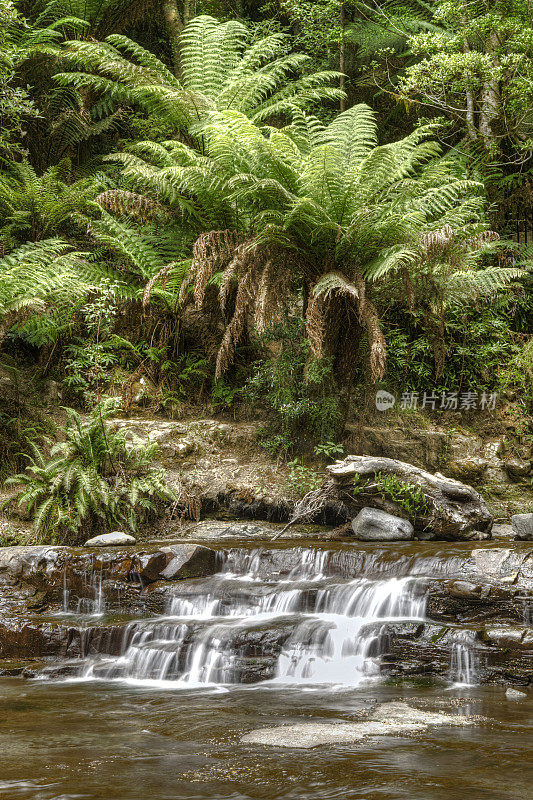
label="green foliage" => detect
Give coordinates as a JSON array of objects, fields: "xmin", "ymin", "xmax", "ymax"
[
  {"xmin": 286, "ymin": 458, "xmax": 323, "ymax": 496},
  {"xmin": 498, "ymin": 337, "xmax": 533, "ymax": 414},
  {"xmin": 211, "ymin": 379, "xmax": 241, "ymax": 411},
  {"xmin": 374, "ymin": 471, "xmax": 430, "ymax": 516},
  {"xmin": 399, "ymin": 0, "xmax": 533, "ymax": 168},
  {"xmin": 136, "ymin": 103, "xmax": 523, "ymax": 386},
  {"xmin": 57, "ymin": 14, "xmax": 343, "ymax": 137},
  {"xmin": 0, "ymin": 238, "xmax": 119, "ymax": 346},
  {"xmin": 351, "ymin": 470, "xmax": 430, "ymax": 515},
  {"xmin": 0, "ymin": 160, "xmax": 96, "ymax": 245},
  {"xmin": 0, "ymin": 1, "xmax": 38, "ymax": 158},
  {"xmin": 314, "ymin": 440, "xmax": 344, "ymax": 460},
  {"xmin": 0, "ymin": 357, "xmax": 51, "ymax": 480},
  {"xmin": 383, "ymin": 298, "xmax": 524, "ymax": 393},
  {"xmin": 4, "ymin": 402, "xmax": 176, "ymax": 543},
  {"xmin": 245, "ymin": 318, "xmax": 342, "ymax": 455}
]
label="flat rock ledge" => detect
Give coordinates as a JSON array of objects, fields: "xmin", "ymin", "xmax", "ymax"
[
  {"xmin": 326, "ymin": 456, "xmax": 493, "ymax": 540},
  {"xmin": 241, "ymin": 702, "xmax": 476, "ymax": 748}
]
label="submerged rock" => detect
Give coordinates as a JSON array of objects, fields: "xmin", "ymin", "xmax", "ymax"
[
  {"xmin": 351, "ymin": 508, "xmax": 414, "ymax": 541},
  {"xmin": 505, "ymin": 688, "xmax": 527, "ymax": 700},
  {"xmin": 327, "ymin": 455, "xmax": 493, "ymax": 540},
  {"xmin": 369, "ymin": 701, "xmax": 473, "ymax": 726},
  {"xmin": 511, "ymin": 514, "xmax": 533, "ymax": 541},
  {"xmin": 84, "ymin": 532, "xmax": 136, "ymax": 547},
  {"xmin": 241, "ymin": 702, "xmax": 475, "ymax": 748}
]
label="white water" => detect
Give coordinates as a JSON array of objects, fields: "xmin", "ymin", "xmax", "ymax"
[
  {"xmin": 75, "ymin": 547, "xmax": 429, "ymax": 688},
  {"xmin": 61, "ymin": 568, "xmax": 106, "ymax": 617},
  {"xmin": 449, "ymin": 632, "xmax": 479, "ymax": 686}
]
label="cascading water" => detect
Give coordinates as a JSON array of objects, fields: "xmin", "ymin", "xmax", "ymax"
[
  {"xmin": 69, "ymin": 547, "xmax": 429, "ymax": 688},
  {"xmin": 275, "ymin": 577, "xmax": 425, "ymax": 684},
  {"xmin": 449, "ymin": 632, "xmax": 479, "ymax": 686},
  {"xmin": 60, "ymin": 567, "xmax": 106, "ymax": 617}
]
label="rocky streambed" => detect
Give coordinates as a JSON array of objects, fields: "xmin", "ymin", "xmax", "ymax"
[
  {"xmin": 0, "ymin": 528, "xmax": 531, "ymax": 687},
  {"xmin": 1, "ymin": 526, "xmax": 532, "ymax": 800}
]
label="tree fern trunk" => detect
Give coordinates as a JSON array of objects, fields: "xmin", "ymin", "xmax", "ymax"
[{"xmin": 161, "ymin": 0, "xmax": 184, "ymax": 77}]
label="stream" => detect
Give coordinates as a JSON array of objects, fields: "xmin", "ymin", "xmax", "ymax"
[{"xmin": 0, "ymin": 538, "xmax": 531, "ymax": 799}]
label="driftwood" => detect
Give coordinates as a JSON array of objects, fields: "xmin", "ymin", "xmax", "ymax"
[{"xmin": 275, "ymin": 455, "xmax": 493, "ymax": 541}]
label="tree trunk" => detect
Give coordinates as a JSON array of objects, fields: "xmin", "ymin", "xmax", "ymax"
[
  {"xmin": 478, "ymin": 33, "xmax": 500, "ymax": 149},
  {"xmin": 339, "ymin": 1, "xmax": 346, "ymax": 112},
  {"xmin": 161, "ymin": 0, "xmax": 184, "ymax": 77}
]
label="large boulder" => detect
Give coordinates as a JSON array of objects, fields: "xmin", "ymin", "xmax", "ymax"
[
  {"xmin": 159, "ymin": 544, "xmax": 218, "ymax": 580},
  {"xmin": 351, "ymin": 508, "xmax": 414, "ymax": 541},
  {"xmin": 327, "ymin": 455, "xmax": 493, "ymax": 540},
  {"xmin": 511, "ymin": 514, "xmax": 533, "ymax": 540}
]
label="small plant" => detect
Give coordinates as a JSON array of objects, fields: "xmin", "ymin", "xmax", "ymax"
[
  {"xmin": 211, "ymin": 379, "xmax": 241, "ymax": 411},
  {"xmin": 352, "ymin": 473, "xmax": 371, "ymax": 495},
  {"xmin": 314, "ymin": 441, "xmax": 344, "ymax": 460},
  {"xmin": 3, "ymin": 402, "xmax": 176, "ymax": 543},
  {"xmin": 286, "ymin": 459, "xmax": 322, "ymax": 497},
  {"xmin": 374, "ymin": 472, "xmax": 430, "ymax": 516}
]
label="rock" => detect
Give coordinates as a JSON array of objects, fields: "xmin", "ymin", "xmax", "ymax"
[
  {"xmin": 135, "ymin": 551, "xmax": 168, "ymax": 582},
  {"xmin": 351, "ymin": 507, "xmax": 414, "ymax": 541},
  {"xmin": 504, "ymin": 459, "xmax": 531, "ymax": 479},
  {"xmin": 480, "ymin": 627, "xmax": 526, "ymax": 647},
  {"xmin": 241, "ymin": 702, "xmax": 475, "ymax": 748},
  {"xmin": 327, "ymin": 455, "xmax": 493, "ymax": 540},
  {"xmin": 84, "ymin": 532, "xmax": 136, "ymax": 547},
  {"xmin": 511, "ymin": 514, "xmax": 533, "ymax": 541},
  {"xmin": 174, "ymin": 439, "xmax": 193, "ymax": 457},
  {"xmin": 492, "ymin": 524, "xmax": 514, "ymax": 539},
  {"xmin": 344, "ymin": 425, "xmax": 449, "ymax": 471},
  {"xmin": 40, "ymin": 379, "xmax": 62, "ymax": 405},
  {"xmin": 505, "ymin": 688, "xmax": 527, "ymax": 700},
  {"xmin": 446, "ymin": 458, "xmax": 488, "ymax": 484},
  {"xmin": 448, "ymin": 580, "xmax": 488, "ymax": 600},
  {"xmin": 369, "ymin": 701, "xmax": 474, "ymax": 727},
  {"xmin": 159, "ymin": 545, "xmax": 218, "ymax": 580},
  {"xmin": 241, "ymin": 720, "xmax": 425, "ymax": 748}
]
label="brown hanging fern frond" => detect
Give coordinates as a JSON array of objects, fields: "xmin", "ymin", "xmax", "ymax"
[
  {"xmin": 307, "ymin": 269, "xmax": 364, "ymax": 361},
  {"xmin": 191, "ymin": 230, "xmax": 244, "ymax": 310},
  {"xmin": 219, "ymin": 253, "xmax": 240, "ymax": 316},
  {"xmin": 421, "ymin": 224, "xmax": 454, "ymax": 257},
  {"xmin": 178, "ymin": 270, "xmax": 193, "ymax": 307},
  {"xmin": 253, "ymin": 252, "xmax": 297, "ymax": 335},
  {"xmin": 467, "ymin": 230, "xmax": 500, "ymax": 250},
  {"xmin": 95, "ymin": 190, "xmax": 167, "ymax": 221},
  {"xmin": 215, "ymin": 268, "xmax": 257, "ymax": 379},
  {"xmin": 143, "ymin": 263, "xmax": 177, "ymax": 307},
  {"xmin": 254, "ymin": 260, "xmax": 274, "ymax": 336},
  {"xmin": 213, "ymin": 238, "xmax": 301, "ymax": 378}
]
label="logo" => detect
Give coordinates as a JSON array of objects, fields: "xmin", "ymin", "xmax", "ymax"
[{"xmin": 375, "ymin": 390, "xmax": 396, "ymax": 411}]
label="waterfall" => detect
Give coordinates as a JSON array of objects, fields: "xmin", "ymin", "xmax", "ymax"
[
  {"xmin": 69, "ymin": 547, "xmax": 429, "ymax": 688},
  {"xmin": 62, "ymin": 567, "xmax": 69, "ymax": 613},
  {"xmin": 449, "ymin": 632, "xmax": 479, "ymax": 686},
  {"xmin": 275, "ymin": 577, "xmax": 426, "ymax": 685},
  {"xmin": 60, "ymin": 567, "xmax": 106, "ymax": 617}
]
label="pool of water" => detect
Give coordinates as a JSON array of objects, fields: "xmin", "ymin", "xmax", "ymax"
[{"xmin": 0, "ymin": 678, "xmax": 531, "ymax": 800}]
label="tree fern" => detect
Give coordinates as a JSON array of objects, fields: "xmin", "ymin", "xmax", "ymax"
[
  {"xmin": 56, "ymin": 15, "xmax": 343, "ymax": 139},
  {"xmin": 127, "ymin": 106, "xmax": 524, "ymax": 384}
]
